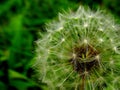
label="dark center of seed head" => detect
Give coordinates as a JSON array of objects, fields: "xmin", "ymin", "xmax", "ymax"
[{"xmin": 70, "ymin": 44, "xmax": 100, "ymax": 74}]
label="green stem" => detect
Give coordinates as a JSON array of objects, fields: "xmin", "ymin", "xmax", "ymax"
[{"xmin": 81, "ymin": 75, "xmax": 85, "ymax": 90}]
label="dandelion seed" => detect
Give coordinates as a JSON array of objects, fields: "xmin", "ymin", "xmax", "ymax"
[
  {"xmin": 57, "ymin": 26, "xmax": 63, "ymax": 31},
  {"xmin": 47, "ymin": 49, "xmax": 50, "ymax": 53},
  {"xmin": 72, "ymin": 53, "xmax": 77, "ymax": 59},
  {"xmin": 113, "ymin": 46, "xmax": 117, "ymax": 51},
  {"xmin": 95, "ymin": 55, "xmax": 100, "ymax": 60},
  {"xmin": 83, "ymin": 39, "xmax": 88, "ymax": 44},
  {"xmin": 112, "ymin": 25, "xmax": 115, "ymax": 28},
  {"xmin": 84, "ymin": 23, "xmax": 88, "ymax": 28},
  {"xmin": 98, "ymin": 28, "xmax": 103, "ymax": 31},
  {"xmin": 110, "ymin": 60, "xmax": 114, "ymax": 64},
  {"xmin": 61, "ymin": 38, "xmax": 65, "ymax": 42},
  {"xmin": 99, "ymin": 38, "xmax": 104, "ymax": 43},
  {"xmin": 110, "ymin": 38, "xmax": 113, "ymax": 42},
  {"xmin": 73, "ymin": 16, "xmax": 79, "ymax": 19}
]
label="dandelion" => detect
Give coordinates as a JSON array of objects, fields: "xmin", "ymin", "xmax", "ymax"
[{"xmin": 34, "ymin": 6, "xmax": 120, "ymax": 90}]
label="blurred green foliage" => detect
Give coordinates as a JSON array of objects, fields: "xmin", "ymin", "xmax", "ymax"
[
  {"xmin": 0, "ymin": 0, "xmax": 78, "ymax": 90},
  {"xmin": 0, "ymin": 0, "xmax": 120, "ymax": 90}
]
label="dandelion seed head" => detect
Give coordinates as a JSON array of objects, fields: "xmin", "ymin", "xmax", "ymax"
[{"xmin": 34, "ymin": 6, "xmax": 120, "ymax": 90}]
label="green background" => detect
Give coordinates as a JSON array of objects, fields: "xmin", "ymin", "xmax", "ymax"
[{"xmin": 0, "ymin": 0, "xmax": 120, "ymax": 90}]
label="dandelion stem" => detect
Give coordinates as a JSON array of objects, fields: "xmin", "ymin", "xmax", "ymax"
[{"xmin": 81, "ymin": 75, "xmax": 85, "ymax": 90}]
